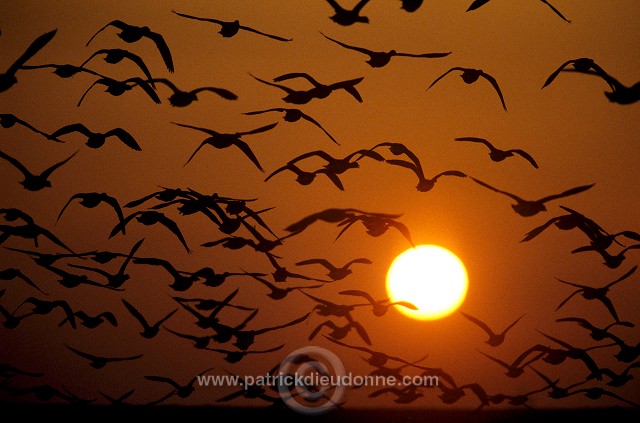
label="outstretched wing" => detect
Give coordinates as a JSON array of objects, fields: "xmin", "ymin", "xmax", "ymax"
[
  {"xmin": 239, "ymin": 24, "xmax": 292, "ymax": 42},
  {"xmin": 0, "ymin": 150, "xmax": 33, "ymax": 178},
  {"xmin": 105, "ymin": 128, "xmax": 142, "ymax": 151},
  {"xmin": 426, "ymin": 67, "xmax": 463, "ymax": 90},
  {"xmin": 460, "ymin": 311, "xmax": 495, "ymax": 337},
  {"xmin": 479, "ymin": 71, "xmax": 507, "ymax": 110},
  {"xmin": 6, "ymin": 29, "xmax": 58, "ymax": 76},
  {"xmin": 40, "ymin": 150, "xmax": 79, "ymax": 180},
  {"xmin": 537, "ymin": 183, "xmax": 595, "ymax": 204},
  {"xmin": 192, "ymin": 86, "xmax": 238, "ymax": 100}
]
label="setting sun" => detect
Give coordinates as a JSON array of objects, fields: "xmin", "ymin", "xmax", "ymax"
[{"xmin": 386, "ymin": 245, "xmax": 469, "ymax": 320}]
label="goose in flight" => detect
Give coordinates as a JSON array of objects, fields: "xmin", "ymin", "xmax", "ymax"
[
  {"xmin": 454, "ymin": 136, "xmax": 538, "ymax": 168},
  {"xmin": 427, "ymin": 67, "xmax": 507, "ymax": 111},
  {"xmin": 172, "ymin": 11, "xmax": 292, "ymax": 42}
]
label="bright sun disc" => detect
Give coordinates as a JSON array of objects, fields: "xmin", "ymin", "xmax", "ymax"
[{"xmin": 386, "ymin": 244, "xmax": 468, "ymax": 320}]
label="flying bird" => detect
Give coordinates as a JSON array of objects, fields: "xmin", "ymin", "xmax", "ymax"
[
  {"xmin": 309, "ymin": 319, "xmax": 372, "ymax": 346},
  {"xmin": 454, "ymin": 136, "xmax": 538, "ymax": 168},
  {"xmin": 144, "ymin": 367, "xmax": 215, "ymax": 399},
  {"xmin": 172, "ymin": 11, "xmax": 292, "ymax": 42},
  {"xmin": 121, "ymin": 298, "xmax": 178, "ymax": 339},
  {"xmin": 325, "ymin": 0, "xmax": 371, "ymax": 26},
  {"xmin": 77, "ymin": 76, "xmax": 161, "ymax": 106},
  {"xmin": 50, "ymin": 123, "xmax": 141, "ymax": 151},
  {"xmin": 243, "ymin": 107, "xmax": 339, "ymax": 145},
  {"xmin": 173, "ymin": 121, "xmax": 277, "ymax": 171},
  {"xmin": 145, "ymin": 77, "xmax": 237, "ymax": 107},
  {"xmin": 0, "ymin": 113, "xmax": 62, "ymax": 142},
  {"xmin": 85, "ymin": 19, "xmax": 174, "ymax": 72},
  {"xmin": 555, "ymin": 317, "xmax": 634, "ymax": 342},
  {"xmin": 80, "ymin": 48, "xmax": 155, "ymax": 82},
  {"xmin": 542, "ymin": 58, "xmax": 616, "ymax": 91},
  {"xmin": 555, "ymin": 265, "xmax": 637, "ymax": 323},
  {"xmin": 56, "ymin": 192, "xmax": 127, "ymax": 233},
  {"xmin": 0, "ymin": 150, "xmax": 78, "ymax": 191},
  {"xmin": 339, "ymin": 289, "xmax": 418, "ymax": 317},
  {"xmin": 0, "ymin": 29, "xmax": 57, "ymax": 93},
  {"xmin": 109, "ymin": 210, "xmax": 191, "ymax": 253},
  {"xmin": 466, "ymin": 0, "xmax": 571, "ymax": 24},
  {"xmin": 0, "ymin": 267, "xmax": 48, "ymax": 295},
  {"xmin": 295, "ymin": 257, "xmax": 372, "ymax": 281},
  {"xmin": 427, "ymin": 67, "xmax": 507, "ymax": 111},
  {"xmin": 320, "ymin": 32, "xmax": 451, "ymax": 68},
  {"xmin": 459, "ymin": 311, "xmax": 526, "ymax": 347},
  {"xmin": 335, "ymin": 213, "xmax": 415, "ymax": 247},
  {"xmin": 470, "ymin": 177, "xmax": 595, "ymax": 217},
  {"xmin": 251, "ymin": 72, "xmax": 365, "ymax": 104},
  {"xmin": 64, "ymin": 344, "xmax": 143, "ymax": 369}
]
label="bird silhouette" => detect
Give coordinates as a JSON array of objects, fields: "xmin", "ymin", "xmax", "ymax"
[
  {"xmin": 335, "ymin": 213, "xmax": 415, "ymax": 247},
  {"xmin": 520, "ymin": 205, "xmax": 614, "ymax": 244},
  {"xmin": 476, "ymin": 349, "xmax": 544, "ymax": 378},
  {"xmin": 59, "ymin": 310, "xmax": 117, "ymax": 329},
  {"xmin": 274, "ymin": 72, "xmax": 365, "ymax": 103},
  {"xmin": 85, "ymin": 19, "xmax": 174, "ymax": 72},
  {"xmin": 564, "ymin": 386, "xmax": 640, "ymax": 408},
  {"xmin": 528, "ymin": 365, "xmax": 589, "ymax": 400},
  {"xmin": 17, "ymin": 296, "xmax": 77, "ymax": 329},
  {"xmin": 555, "ymin": 265, "xmax": 637, "ymax": 323},
  {"xmin": 427, "ymin": 67, "xmax": 507, "ymax": 110},
  {"xmin": 56, "ymin": 192, "xmax": 127, "ymax": 233},
  {"xmin": 173, "ymin": 121, "xmax": 277, "ymax": 171},
  {"xmin": 542, "ymin": 58, "xmax": 615, "ymax": 90},
  {"xmin": 232, "ymin": 312, "xmax": 312, "ymax": 351},
  {"xmin": 0, "ymin": 267, "xmax": 48, "ymax": 295},
  {"xmin": 49, "ymin": 123, "xmax": 142, "ymax": 151},
  {"xmin": 325, "ymin": 0, "xmax": 371, "ymax": 26},
  {"xmin": 263, "ymin": 162, "xmax": 324, "ymax": 187},
  {"xmin": 77, "ymin": 75, "xmax": 160, "ymax": 106},
  {"xmin": 99, "ymin": 389, "xmax": 136, "ymax": 406},
  {"xmin": 459, "ymin": 311, "xmax": 526, "ymax": 347},
  {"xmin": 571, "ymin": 243, "xmax": 640, "ymax": 270},
  {"xmin": 284, "ymin": 207, "xmax": 403, "ymax": 234},
  {"xmin": 109, "ymin": 210, "xmax": 191, "ymax": 254},
  {"xmin": 172, "ymin": 11, "xmax": 292, "ymax": 42},
  {"xmin": 320, "ymin": 32, "xmax": 451, "ymax": 68},
  {"xmin": 121, "ymin": 298, "xmax": 178, "ymax": 339},
  {"xmin": 0, "ymin": 113, "xmax": 62, "ymax": 142},
  {"xmin": 309, "ymin": 319, "xmax": 372, "ymax": 346},
  {"xmin": 590, "ymin": 361, "xmax": 640, "ymax": 388},
  {"xmin": 80, "ymin": 48, "xmax": 155, "ymax": 82},
  {"xmin": 466, "ymin": 0, "xmax": 571, "ymax": 23},
  {"xmin": 145, "ymin": 78, "xmax": 237, "ymax": 107},
  {"xmin": 0, "ymin": 150, "xmax": 78, "ymax": 191},
  {"xmin": 18, "ymin": 62, "xmax": 106, "ymax": 79},
  {"xmin": 454, "ymin": 136, "xmax": 538, "ymax": 168},
  {"xmin": 470, "ymin": 177, "xmax": 595, "ymax": 217},
  {"xmin": 0, "ymin": 29, "xmax": 57, "ymax": 92},
  {"xmin": 131, "ymin": 256, "xmax": 200, "ymax": 291},
  {"xmin": 556, "ymin": 317, "xmax": 634, "ymax": 341},
  {"xmin": 243, "ymin": 272, "xmax": 324, "ymax": 301},
  {"xmin": 206, "ymin": 344, "xmax": 285, "ymax": 364},
  {"xmin": 64, "ymin": 344, "xmax": 143, "ymax": 369},
  {"xmin": 67, "ymin": 238, "xmax": 144, "ymax": 289},
  {"xmin": 1, "ymin": 220, "xmax": 75, "ymax": 254},
  {"xmin": 243, "ymin": 107, "xmax": 339, "ymax": 145},
  {"xmin": 144, "ymin": 367, "xmax": 216, "ymax": 400},
  {"xmin": 339, "ymin": 289, "xmax": 418, "ymax": 317},
  {"xmin": 295, "ymin": 257, "xmax": 372, "ymax": 281}
]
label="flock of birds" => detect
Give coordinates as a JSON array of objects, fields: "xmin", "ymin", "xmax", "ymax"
[{"xmin": 1, "ymin": 0, "xmax": 639, "ymax": 416}]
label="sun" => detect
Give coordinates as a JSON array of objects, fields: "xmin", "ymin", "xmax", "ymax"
[{"xmin": 386, "ymin": 244, "xmax": 469, "ymax": 320}]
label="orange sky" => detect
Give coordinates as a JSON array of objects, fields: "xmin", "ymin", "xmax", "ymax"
[{"xmin": 1, "ymin": 0, "xmax": 639, "ymax": 415}]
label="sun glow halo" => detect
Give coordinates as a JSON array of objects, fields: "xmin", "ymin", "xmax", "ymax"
[{"xmin": 386, "ymin": 244, "xmax": 468, "ymax": 320}]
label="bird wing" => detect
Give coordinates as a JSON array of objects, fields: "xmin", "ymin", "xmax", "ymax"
[
  {"xmin": 119, "ymin": 49, "xmax": 155, "ymax": 81},
  {"xmin": 231, "ymin": 139, "xmax": 265, "ymax": 172},
  {"xmin": 470, "ymin": 177, "xmax": 524, "ymax": 202},
  {"xmin": 298, "ymin": 112, "xmax": 339, "ymax": 145},
  {"xmin": 145, "ymin": 31, "xmax": 174, "ymax": 72},
  {"xmin": 273, "ymin": 72, "xmax": 322, "ymax": 87},
  {"xmin": 507, "ymin": 149, "xmax": 539, "ymax": 168},
  {"xmin": 157, "ymin": 214, "xmax": 191, "ymax": 253},
  {"xmin": 121, "ymin": 299, "xmax": 149, "ymax": 329},
  {"xmin": 540, "ymin": 0, "xmax": 571, "ymax": 23},
  {"xmin": 597, "ymin": 296, "xmax": 620, "ymax": 322},
  {"xmin": 386, "ymin": 220, "xmax": 415, "ymax": 247},
  {"xmin": 6, "ymin": 29, "xmax": 57, "ymax": 75},
  {"xmin": 555, "ymin": 288, "xmax": 582, "ymax": 311},
  {"xmin": 145, "ymin": 375, "xmax": 181, "ymax": 389},
  {"xmin": 127, "ymin": 77, "xmax": 162, "ymax": 104},
  {"xmin": 295, "ymin": 258, "xmax": 335, "ymax": 270},
  {"xmin": 460, "ymin": 311, "xmax": 495, "ymax": 336},
  {"xmin": 65, "ymin": 344, "xmax": 97, "ymax": 361},
  {"xmin": 254, "ymin": 312, "xmax": 312, "ymax": 334},
  {"xmin": 239, "ymin": 24, "xmax": 292, "ymax": 42},
  {"xmin": 604, "ymin": 264, "xmax": 637, "ymax": 289},
  {"xmin": 426, "ymin": 67, "xmax": 462, "ymax": 90},
  {"xmin": 433, "ymin": 170, "xmax": 467, "ymax": 180},
  {"xmin": 320, "ymin": 32, "xmax": 373, "ymax": 55},
  {"xmin": 346, "ymin": 257, "xmax": 373, "ymax": 267},
  {"xmin": 109, "ymin": 211, "xmax": 140, "ymax": 238},
  {"xmin": 339, "ymin": 289, "xmax": 375, "ymax": 304},
  {"xmin": 86, "ymin": 20, "xmax": 128, "ymax": 46},
  {"xmin": 40, "ymin": 151, "xmax": 78, "ymax": 180},
  {"xmin": 454, "ymin": 136, "xmax": 495, "ymax": 150},
  {"xmin": 192, "ymin": 86, "xmax": 238, "ymax": 100},
  {"xmin": 172, "ymin": 121, "xmax": 218, "ymax": 136},
  {"xmin": 542, "ymin": 59, "xmax": 581, "ymax": 88},
  {"xmin": 184, "ymin": 140, "xmax": 212, "ymax": 167},
  {"xmin": 479, "ymin": 71, "xmax": 507, "ymax": 110},
  {"xmin": 502, "ymin": 314, "xmax": 526, "ymax": 335},
  {"xmin": 536, "ymin": 183, "xmax": 595, "ymax": 204},
  {"xmin": 119, "ymin": 238, "xmax": 145, "ymax": 274},
  {"xmin": 317, "ymin": 170, "xmax": 345, "ymax": 191},
  {"xmin": 50, "ymin": 123, "xmax": 93, "ymax": 139},
  {"xmin": 105, "ymin": 128, "xmax": 142, "ymax": 151},
  {"xmin": 55, "ymin": 193, "xmax": 83, "ymax": 222},
  {"xmin": 237, "ymin": 122, "xmax": 279, "ymax": 136},
  {"xmin": 0, "ymin": 150, "xmax": 33, "ymax": 178},
  {"xmin": 466, "ymin": 0, "xmax": 492, "ymax": 12},
  {"xmin": 33, "ymin": 225, "xmax": 76, "ymax": 253},
  {"xmin": 520, "ymin": 216, "xmax": 561, "ymax": 242},
  {"xmin": 395, "ymin": 51, "xmax": 452, "ymax": 59},
  {"xmin": 98, "ymin": 193, "xmax": 127, "ymax": 233}
]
